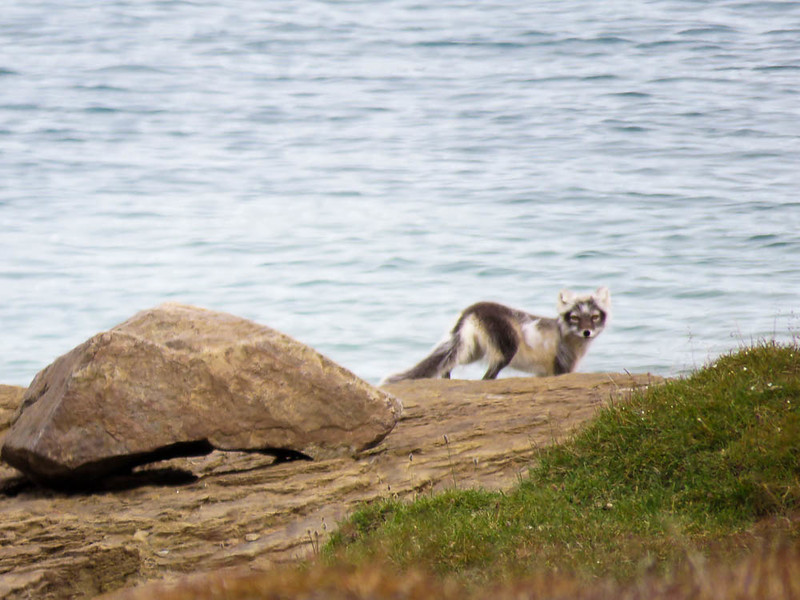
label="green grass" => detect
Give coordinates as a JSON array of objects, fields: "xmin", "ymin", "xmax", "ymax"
[{"xmin": 326, "ymin": 342, "xmax": 800, "ymax": 583}]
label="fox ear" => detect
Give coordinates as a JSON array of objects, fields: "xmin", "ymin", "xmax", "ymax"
[
  {"xmin": 558, "ymin": 289, "xmax": 576, "ymax": 312},
  {"xmin": 593, "ymin": 286, "xmax": 611, "ymax": 310}
]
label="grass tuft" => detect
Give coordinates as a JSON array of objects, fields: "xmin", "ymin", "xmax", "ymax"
[{"xmin": 326, "ymin": 342, "xmax": 800, "ymax": 584}]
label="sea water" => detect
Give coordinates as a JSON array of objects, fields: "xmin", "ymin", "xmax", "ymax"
[{"xmin": 1, "ymin": 0, "xmax": 799, "ymax": 386}]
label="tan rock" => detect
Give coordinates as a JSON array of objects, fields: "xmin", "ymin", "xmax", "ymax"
[
  {"xmin": 0, "ymin": 371, "xmax": 660, "ymax": 599},
  {"xmin": 0, "ymin": 303, "xmax": 401, "ymax": 485},
  {"xmin": 0, "ymin": 385, "xmax": 26, "ymax": 442}
]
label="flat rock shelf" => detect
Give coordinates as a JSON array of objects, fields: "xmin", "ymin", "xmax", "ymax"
[{"xmin": 0, "ymin": 372, "xmax": 661, "ymax": 600}]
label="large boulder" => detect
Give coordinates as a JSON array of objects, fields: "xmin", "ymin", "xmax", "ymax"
[{"xmin": 1, "ymin": 303, "xmax": 402, "ymax": 486}]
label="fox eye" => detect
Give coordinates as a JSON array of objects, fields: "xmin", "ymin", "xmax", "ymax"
[
  {"xmin": 569, "ymin": 315, "xmax": 580, "ymax": 323},
  {"xmin": 591, "ymin": 314, "xmax": 601, "ymax": 323}
]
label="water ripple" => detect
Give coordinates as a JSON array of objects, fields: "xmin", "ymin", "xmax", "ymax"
[{"xmin": 0, "ymin": 0, "xmax": 798, "ymax": 385}]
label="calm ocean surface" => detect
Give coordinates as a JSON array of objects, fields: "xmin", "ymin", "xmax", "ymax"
[{"xmin": 1, "ymin": 0, "xmax": 799, "ymax": 386}]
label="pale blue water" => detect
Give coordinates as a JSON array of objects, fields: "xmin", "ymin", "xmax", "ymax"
[{"xmin": 1, "ymin": 0, "xmax": 799, "ymax": 387}]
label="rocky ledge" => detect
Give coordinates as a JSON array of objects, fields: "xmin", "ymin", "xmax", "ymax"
[{"xmin": 0, "ymin": 371, "xmax": 660, "ymax": 599}]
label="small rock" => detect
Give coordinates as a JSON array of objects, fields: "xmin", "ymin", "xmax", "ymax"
[{"xmin": 132, "ymin": 530, "xmax": 149, "ymax": 543}]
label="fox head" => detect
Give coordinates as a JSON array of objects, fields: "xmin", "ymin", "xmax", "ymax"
[{"xmin": 557, "ymin": 286, "xmax": 611, "ymax": 339}]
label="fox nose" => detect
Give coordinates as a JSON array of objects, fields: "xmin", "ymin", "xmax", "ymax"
[{"xmin": 583, "ymin": 330, "xmax": 592, "ymax": 338}]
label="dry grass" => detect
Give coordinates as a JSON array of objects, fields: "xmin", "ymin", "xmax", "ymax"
[{"xmin": 103, "ymin": 540, "xmax": 800, "ymax": 600}]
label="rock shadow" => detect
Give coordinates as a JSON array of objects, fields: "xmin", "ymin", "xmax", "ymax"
[{"xmin": 0, "ymin": 441, "xmax": 312, "ymax": 496}]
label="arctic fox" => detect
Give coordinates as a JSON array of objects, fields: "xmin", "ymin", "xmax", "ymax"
[{"xmin": 382, "ymin": 287, "xmax": 610, "ymax": 384}]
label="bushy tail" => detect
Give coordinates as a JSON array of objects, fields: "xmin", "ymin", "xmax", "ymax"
[{"xmin": 381, "ymin": 333, "xmax": 461, "ymax": 384}]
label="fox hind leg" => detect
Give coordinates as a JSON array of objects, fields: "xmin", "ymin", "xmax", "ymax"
[
  {"xmin": 479, "ymin": 316, "xmax": 519, "ymax": 380},
  {"xmin": 482, "ymin": 360, "xmax": 510, "ymax": 380},
  {"xmin": 482, "ymin": 342, "xmax": 517, "ymax": 379}
]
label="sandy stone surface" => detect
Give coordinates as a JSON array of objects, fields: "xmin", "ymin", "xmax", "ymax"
[
  {"xmin": 0, "ymin": 372, "xmax": 661, "ymax": 599},
  {"xmin": 0, "ymin": 385, "xmax": 24, "ymax": 441}
]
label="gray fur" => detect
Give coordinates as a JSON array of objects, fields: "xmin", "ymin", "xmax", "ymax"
[{"xmin": 381, "ymin": 287, "xmax": 610, "ymax": 384}]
